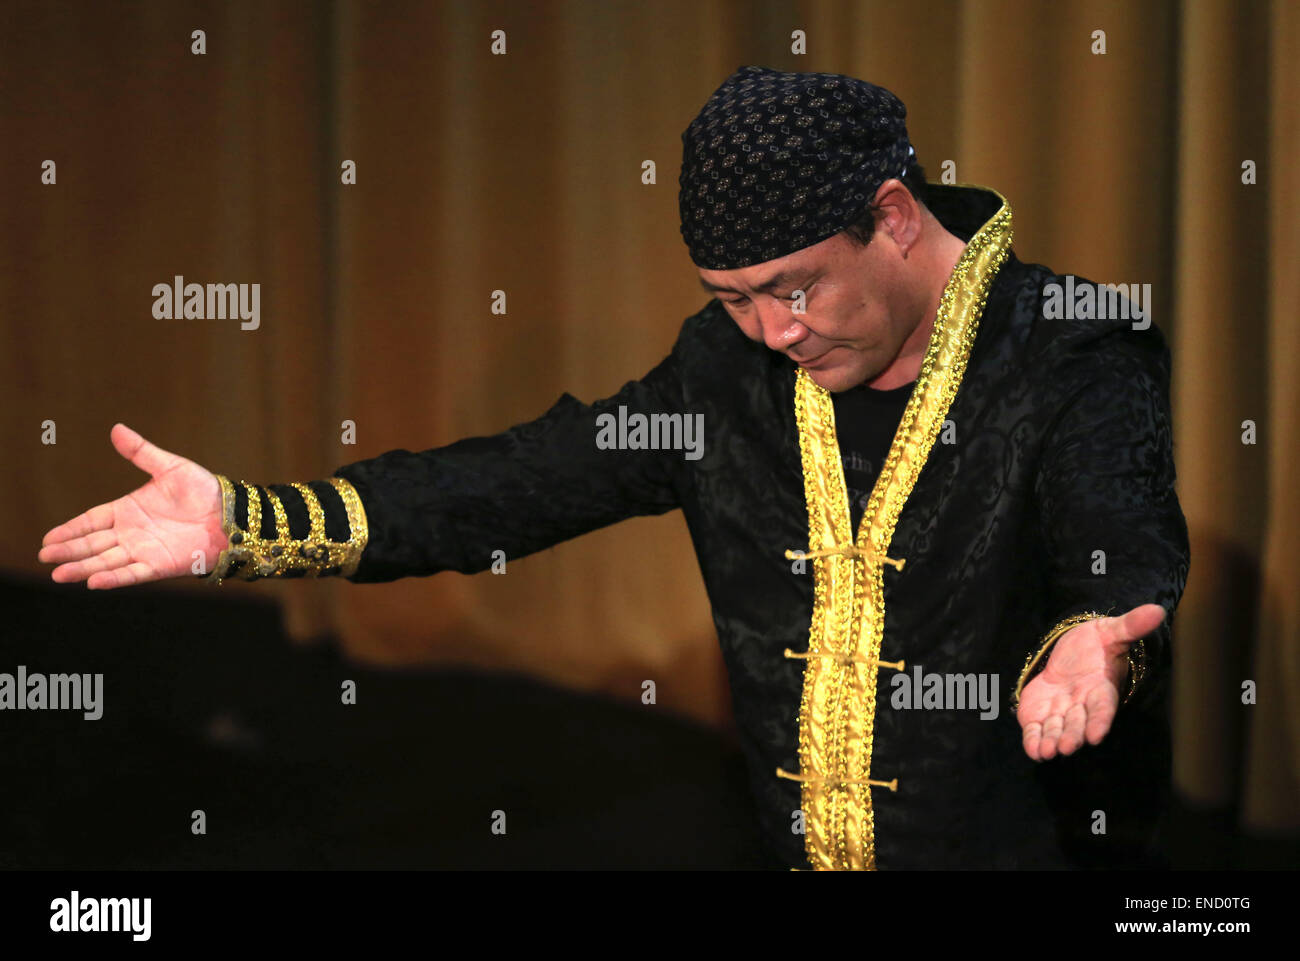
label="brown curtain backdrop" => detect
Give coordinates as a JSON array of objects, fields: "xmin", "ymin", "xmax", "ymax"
[{"xmin": 2, "ymin": 0, "xmax": 1295, "ymax": 836}]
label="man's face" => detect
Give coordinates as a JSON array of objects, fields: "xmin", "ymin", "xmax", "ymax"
[{"xmin": 697, "ymin": 209, "xmax": 918, "ymax": 393}]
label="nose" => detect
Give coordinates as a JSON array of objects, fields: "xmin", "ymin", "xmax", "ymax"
[{"xmin": 755, "ymin": 298, "xmax": 810, "ymax": 353}]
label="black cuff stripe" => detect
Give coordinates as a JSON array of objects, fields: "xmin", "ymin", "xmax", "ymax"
[
  {"xmin": 257, "ymin": 487, "xmax": 276, "ymax": 540},
  {"xmin": 311, "ymin": 481, "xmax": 352, "ymax": 543},
  {"xmin": 268, "ymin": 483, "xmax": 312, "ymax": 540},
  {"xmin": 234, "ymin": 482, "xmax": 249, "ymax": 531}
]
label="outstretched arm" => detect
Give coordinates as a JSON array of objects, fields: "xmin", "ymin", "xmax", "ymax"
[
  {"xmin": 1015, "ymin": 327, "xmax": 1191, "ymax": 760},
  {"xmin": 334, "ymin": 350, "xmax": 689, "ymax": 583},
  {"xmin": 39, "ymin": 339, "xmax": 693, "ymax": 588}
]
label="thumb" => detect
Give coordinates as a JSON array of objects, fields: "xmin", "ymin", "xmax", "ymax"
[
  {"xmin": 110, "ymin": 423, "xmax": 180, "ymax": 479},
  {"xmin": 1095, "ymin": 603, "xmax": 1166, "ymax": 649}
]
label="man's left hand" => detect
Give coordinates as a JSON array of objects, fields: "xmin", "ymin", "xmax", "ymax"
[{"xmin": 1017, "ymin": 603, "xmax": 1165, "ymax": 761}]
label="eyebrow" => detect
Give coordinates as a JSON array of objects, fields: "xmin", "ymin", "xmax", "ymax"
[{"xmin": 698, "ymin": 269, "xmax": 803, "ymax": 295}]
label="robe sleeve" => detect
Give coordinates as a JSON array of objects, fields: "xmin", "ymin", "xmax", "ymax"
[
  {"xmin": 330, "ymin": 343, "xmax": 692, "ymax": 583},
  {"xmin": 1020, "ymin": 328, "xmax": 1190, "ymax": 710}
]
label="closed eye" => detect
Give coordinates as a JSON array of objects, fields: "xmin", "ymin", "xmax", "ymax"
[{"xmin": 778, "ymin": 282, "xmax": 815, "ymax": 303}]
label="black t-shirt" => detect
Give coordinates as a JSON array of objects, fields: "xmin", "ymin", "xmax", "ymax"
[{"xmin": 831, "ymin": 379, "xmax": 916, "ymax": 533}]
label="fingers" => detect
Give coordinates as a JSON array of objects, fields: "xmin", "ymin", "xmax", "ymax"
[
  {"xmin": 86, "ymin": 562, "xmax": 156, "ymax": 590},
  {"xmin": 111, "ymin": 422, "xmax": 180, "ymax": 479},
  {"xmin": 1021, "ymin": 682, "xmax": 1120, "ymax": 761},
  {"xmin": 1017, "ymin": 689, "xmax": 1048, "ymax": 760},
  {"xmin": 1056, "ymin": 703, "xmax": 1088, "ymax": 755},
  {"xmin": 41, "ymin": 501, "xmax": 116, "ymax": 547},
  {"xmin": 1095, "ymin": 603, "xmax": 1166, "ymax": 647},
  {"xmin": 49, "ymin": 544, "xmax": 132, "ymax": 585},
  {"xmin": 1021, "ymin": 720, "xmax": 1042, "ymax": 760},
  {"xmin": 1083, "ymin": 683, "xmax": 1118, "ymax": 745},
  {"xmin": 38, "ymin": 528, "xmax": 117, "ymax": 565},
  {"xmin": 1039, "ymin": 713, "xmax": 1065, "ymax": 759},
  {"xmin": 1022, "ymin": 709, "xmax": 1074, "ymax": 761},
  {"xmin": 40, "ymin": 424, "xmax": 173, "ymax": 547}
]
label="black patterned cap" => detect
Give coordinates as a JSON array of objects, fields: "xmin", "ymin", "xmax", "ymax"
[{"xmin": 679, "ymin": 66, "xmax": 914, "ymax": 270}]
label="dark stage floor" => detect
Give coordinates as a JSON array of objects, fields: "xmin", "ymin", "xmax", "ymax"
[
  {"xmin": 0, "ymin": 574, "xmax": 1290, "ymax": 870},
  {"xmin": 0, "ymin": 575, "xmax": 770, "ymax": 870}
]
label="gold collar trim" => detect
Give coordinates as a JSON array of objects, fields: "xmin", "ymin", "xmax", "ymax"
[{"xmin": 784, "ymin": 185, "xmax": 1013, "ymax": 870}]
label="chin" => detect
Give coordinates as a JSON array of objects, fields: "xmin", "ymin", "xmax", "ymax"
[
  {"xmin": 803, "ymin": 366, "xmax": 855, "ymax": 392},
  {"xmin": 803, "ymin": 361, "xmax": 871, "ymax": 393}
]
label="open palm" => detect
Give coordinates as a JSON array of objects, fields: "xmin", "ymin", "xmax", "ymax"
[
  {"xmin": 38, "ymin": 423, "xmax": 227, "ymax": 589},
  {"xmin": 1017, "ymin": 603, "xmax": 1165, "ymax": 761}
]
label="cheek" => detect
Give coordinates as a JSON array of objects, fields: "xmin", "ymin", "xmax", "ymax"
[
  {"xmin": 816, "ymin": 293, "xmax": 868, "ymax": 340},
  {"xmin": 850, "ymin": 289, "xmax": 892, "ymax": 330}
]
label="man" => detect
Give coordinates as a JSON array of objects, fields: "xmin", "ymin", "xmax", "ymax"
[{"xmin": 39, "ymin": 66, "xmax": 1190, "ymax": 870}]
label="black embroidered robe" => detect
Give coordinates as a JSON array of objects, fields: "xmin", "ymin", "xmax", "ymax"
[{"xmin": 269, "ymin": 183, "xmax": 1191, "ymax": 869}]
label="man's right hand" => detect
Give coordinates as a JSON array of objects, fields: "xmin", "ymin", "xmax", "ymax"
[{"xmin": 38, "ymin": 423, "xmax": 229, "ymax": 589}]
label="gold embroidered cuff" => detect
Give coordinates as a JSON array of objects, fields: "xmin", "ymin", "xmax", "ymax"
[
  {"xmin": 1011, "ymin": 611, "xmax": 1145, "ymax": 712},
  {"xmin": 200, "ymin": 473, "xmax": 369, "ymax": 584},
  {"xmin": 1124, "ymin": 635, "xmax": 1146, "ymax": 705}
]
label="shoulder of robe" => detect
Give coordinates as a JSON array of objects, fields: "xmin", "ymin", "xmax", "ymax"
[{"xmin": 1007, "ymin": 261, "xmax": 1172, "ymax": 393}]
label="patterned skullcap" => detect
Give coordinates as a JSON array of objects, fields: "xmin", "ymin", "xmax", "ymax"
[{"xmin": 679, "ymin": 65, "xmax": 915, "ymax": 269}]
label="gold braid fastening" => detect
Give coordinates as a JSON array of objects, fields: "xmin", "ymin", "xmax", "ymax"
[
  {"xmin": 775, "ymin": 768, "xmax": 899, "ymax": 792},
  {"xmin": 201, "ymin": 473, "xmax": 369, "ymax": 584},
  {"xmin": 785, "ymin": 545, "xmax": 906, "ymax": 570},
  {"xmin": 783, "ymin": 649, "xmax": 905, "ymax": 671}
]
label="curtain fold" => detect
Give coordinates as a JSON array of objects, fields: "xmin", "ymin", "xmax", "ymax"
[
  {"xmin": 1170, "ymin": 0, "xmax": 1274, "ymax": 820},
  {"xmin": 1240, "ymin": 0, "xmax": 1300, "ymax": 833}
]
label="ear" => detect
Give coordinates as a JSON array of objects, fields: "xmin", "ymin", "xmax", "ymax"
[{"xmin": 871, "ymin": 179, "xmax": 923, "ymax": 256}]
